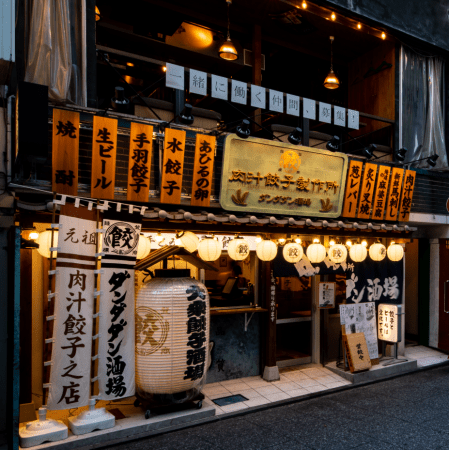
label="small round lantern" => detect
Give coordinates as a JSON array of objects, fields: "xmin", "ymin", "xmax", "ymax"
[
  {"xmin": 283, "ymin": 242, "xmax": 304, "ymax": 263},
  {"xmin": 306, "ymin": 240, "xmax": 326, "ymax": 264},
  {"xmin": 135, "ymin": 270, "xmax": 210, "ymax": 397},
  {"xmin": 328, "ymin": 243, "xmax": 347, "ymax": 263},
  {"xmin": 136, "ymin": 235, "xmax": 152, "ymax": 260},
  {"xmin": 227, "ymin": 236, "xmax": 250, "ymax": 261},
  {"xmin": 349, "ymin": 243, "xmax": 367, "ymax": 262},
  {"xmin": 387, "ymin": 242, "xmax": 404, "ymax": 262},
  {"xmin": 37, "ymin": 230, "xmax": 59, "ymax": 258},
  {"xmin": 256, "ymin": 239, "xmax": 277, "ymax": 261},
  {"xmin": 198, "ymin": 237, "xmax": 221, "ymax": 261},
  {"xmin": 179, "ymin": 231, "xmax": 199, "ymax": 253},
  {"xmin": 369, "ymin": 242, "xmax": 387, "ymax": 261}
]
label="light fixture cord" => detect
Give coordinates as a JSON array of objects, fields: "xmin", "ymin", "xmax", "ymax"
[
  {"xmin": 227, "ymin": 2, "xmax": 231, "ymax": 40},
  {"xmin": 330, "ymin": 39, "xmax": 334, "ymax": 71}
]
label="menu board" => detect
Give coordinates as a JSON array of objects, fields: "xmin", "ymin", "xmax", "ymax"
[{"xmin": 318, "ymin": 282, "xmax": 335, "ymax": 308}]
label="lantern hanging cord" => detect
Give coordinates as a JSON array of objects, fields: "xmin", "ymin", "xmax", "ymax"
[{"xmin": 227, "ymin": 1, "xmax": 231, "ymax": 40}]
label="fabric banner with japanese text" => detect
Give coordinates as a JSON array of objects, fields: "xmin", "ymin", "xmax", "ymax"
[
  {"xmin": 47, "ymin": 204, "xmax": 97, "ymax": 410},
  {"xmin": 97, "ymin": 209, "xmax": 142, "ymax": 400}
]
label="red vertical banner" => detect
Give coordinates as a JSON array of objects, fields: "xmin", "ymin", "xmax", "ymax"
[
  {"xmin": 127, "ymin": 123, "xmax": 153, "ymax": 202},
  {"xmin": 91, "ymin": 116, "xmax": 118, "ymax": 200},
  {"xmin": 160, "ymin": 128, "xmax": 186, "ymax": 204},
  {"xmin": 342, "ymin": 160, "xmax": 363, "ymax": 218},
  {"xmin": 52, "ymin": 109, "xmax": 79, "ymax": 195},
  {"xmin": 191, "ymin": 134, "xmax": 216, "ymax": 207}
]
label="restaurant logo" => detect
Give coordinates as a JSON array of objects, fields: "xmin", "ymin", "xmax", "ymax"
[
  {"xmin": 279, "ymin": 150, "xmax": 301, "ymax": 174},
  {"xmin": 135, "ymin": 307, "xmax": 170, "ymax": 356},
  {"xmin": 103, "ymin": 220, "xmax": 139, "ymax": 255}
]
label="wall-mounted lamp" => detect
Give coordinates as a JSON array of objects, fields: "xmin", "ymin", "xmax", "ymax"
[
  {"xmin": 326, "ymin": 136, "xmax": 340, "ymax": 152},
  {"xmin": 288, "ymin": 127, "xmax": 302, "ymax": 146},
  {"xmin": 236, "ymin": 119, "xmax": 251, "ymax": 139}
]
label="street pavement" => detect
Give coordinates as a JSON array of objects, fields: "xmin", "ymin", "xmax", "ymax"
[{"xmin": 107, "ymin": 364, "xmax": 449, "ymax": 450}]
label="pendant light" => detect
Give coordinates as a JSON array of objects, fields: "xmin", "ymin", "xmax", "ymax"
[
  {"xmin": 178, "ymin": 231, "xmax": 199, "ymax": 253},
  {"xmin": 218, "ymin": 0, "xmax": 238, "ymax": 61},
  {"xmin": 349, "ymin": 242, "xmax": 367, "ymax": 262},
  {"xmin": 324, "ymin": 36, "xmax": 340, "ymax": 90},
  {"xmin": 369, "ymin": 241, "xmax": 387, "ymax": 261},
  {"xmin": 227, "ymin": 236, "xmax": 250, "ymax": 261},
  {"xmin": 328, "ymin": 241, "xmax": 347, "ymax": 264},
  {"xmin": 283, "ymin": 242, "xmax": 304, "ymax": 263},
  {"xmin": 256, "ymin": 238, "xmax": 277, "ymax": 262},
  {"xmin": 387, "ymin": 242, "xmax": 404, "ymax": 262},
  {"xmin": 198, "ymin": 236, "xmax": 222, "ymax": 262},
  {"xmin": 306, "ymin": 239, "xmax": 326, "ymax": 264}
]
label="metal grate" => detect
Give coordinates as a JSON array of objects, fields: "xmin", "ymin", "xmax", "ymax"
[{"xmin": 212, "ymin": 394, "xmax": 248, "ymax": 407}]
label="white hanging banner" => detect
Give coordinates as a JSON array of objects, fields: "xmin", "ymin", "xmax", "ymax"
[
  {"xmin": 47, "ymin": 205, "xmax": 97, "ymax": 410},
  {"xmin": 319, "ymin": 102, "xmax": 332, "ymax": 124},
  {"xmin": 303, "ymin": 98, "xmax": 316, "ymax": 120},
  {"xmin": 334, "ymin": 106, "xmax": 346, "ymax": 127},
  {"xmin": 211, "ymin": 74, "xmax": 228, "ymax": 100},
  {"xmin": 165, "ymin": 63, "xmax": 185, "ymax": 90},
  {"xmin": 251, "ymin": 85, "xmax": 266, "ymax": 109},
  {"xmin": 189, "ymin": 69, "xmax": 207, "ymax": 96},
  {"xmin": 97, "ymin": 212, "xmax": 142, "ymax": 400},
  {"xmin": 269, "ymin": 89, "xmax": 283, "ymax": 112},
  {"xmin": 286, "ymin": 94, "xmax": 300, "ymax": 116},
  {"xmin": 348, "ymin": 109, "xmax": 360, "ymax": 129},
  {"xmin": 231, "ymin": 79, "xmax": 247, "ymax": 105}
]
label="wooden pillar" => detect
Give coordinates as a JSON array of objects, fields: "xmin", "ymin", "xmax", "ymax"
[
  {"xmin": 252, "ymin": 24, "xmax": 262, "ymax": 133},
  {"xmin": 261, "ymin": 261, "xmax": 279, "ymax": 381}
]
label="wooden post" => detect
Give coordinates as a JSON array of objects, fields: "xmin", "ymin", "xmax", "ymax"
[{"xmin": 252, "ymin": 24, "xmax": 262, "ymax": 134}]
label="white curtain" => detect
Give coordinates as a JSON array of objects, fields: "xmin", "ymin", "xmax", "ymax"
[
  {"xmin": 25, "ymin": 0, "xmax": 85, "ymax": 106},
  {"xmin": 401, "ymin": 46, "xmax": 448, "ymax": 169}
]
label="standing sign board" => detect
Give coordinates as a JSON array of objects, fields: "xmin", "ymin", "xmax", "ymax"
[
  {"xmin": 342, "ymin": 333, "xmax": 372, "ymax": 373},
  {"xmin": 318, "ymin": 282, "xmax": 335, "ymax": 308},
  {"xmin": 378, "ymin": 304, "xmax": 402, "ymax": 343}
]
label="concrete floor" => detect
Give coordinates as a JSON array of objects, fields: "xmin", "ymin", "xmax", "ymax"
[{"xmin": 105, "ymin": 362, "xmax": 449, "ymax": 450}]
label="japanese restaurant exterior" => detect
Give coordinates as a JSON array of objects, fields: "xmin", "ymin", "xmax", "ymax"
[{"xmin": 3, "ymin": 0, "xmax": 449, "ymax": 449}]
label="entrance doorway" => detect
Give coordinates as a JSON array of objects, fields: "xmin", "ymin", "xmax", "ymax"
[{"xmin": 275, "ymin": 276, "xmax": 314, "ymax": 367}]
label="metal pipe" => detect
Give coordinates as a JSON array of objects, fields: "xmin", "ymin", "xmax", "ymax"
[
  {"xmin": 6, "ymin": 95, "xmax": 15, "ymax": 181},
  {"xmin": 81, "ymin": 0, "xmax": 87, "ymax": 107}
]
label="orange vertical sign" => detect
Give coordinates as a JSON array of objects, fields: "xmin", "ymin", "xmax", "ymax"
[
  {"xmin": 160, "ymin": 128, "xmax": 186, "ymax": 204},
  {"xmin": 357, "ymin": 163, "xmax": 378, "ymax": 219},
  {"xmin": 372, "ymin": 165, "xmax": 391, "ymax": 220},
  {"xmin": 52, "ymin": 109, "xmax": 79, "ymax": 195},
  {"xmin": 342, "ymin": 160, "xmax": 363, "ymax": 218},
  {"xmin": 127, "ymin": 122, "xmax": 153, "ymax": 202},
  {"xmin": 385, "ymin": 167, "xmax": 404, "ymax": 221},
  {"xmin": 191, "ymin": 134, "xmax": 216, "ymax": 207},
  {"xmin": 398, "ymin": 169, "xmax": 416, "ymax": 222},
  {"xmin": 91, "ymin": 116, "xmax": 117, "ymax": 200}
]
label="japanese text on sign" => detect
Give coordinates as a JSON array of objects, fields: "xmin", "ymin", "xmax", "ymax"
[
  {"xmin": 342, "ymin": 160, "xmax": 363, "ymax": 218},
  {"xmin": 398, "ymin": 170, "xmax": 416, "ymax": 222},
  {"xmin": 386, "ymin": 168, "xmax": 404, "ymax": 221},
  {"xmin": 357, "ymin": 163, "xmax": 378, "ymax": 219},
  {"xmin": 372, "ymin": 165, "xmax": 391, "ymax": 220},
  {"xmin": 191, "ymin": 134, "xmax": 216, "ymax": 207}
]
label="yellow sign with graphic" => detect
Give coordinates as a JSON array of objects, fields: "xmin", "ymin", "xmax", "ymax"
[{"xmin": 220, "ymin": 134, "xmax": 348, "ymax": 218}]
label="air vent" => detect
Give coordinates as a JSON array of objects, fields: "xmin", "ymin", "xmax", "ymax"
[{"xmin": 243, "ymin": 49, "xmax": 266, "ymax": 70}]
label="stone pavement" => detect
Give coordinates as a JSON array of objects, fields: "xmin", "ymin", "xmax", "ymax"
[{"xmin": 106, "ymin": 363, "xmax": 449, "ymax": 450}]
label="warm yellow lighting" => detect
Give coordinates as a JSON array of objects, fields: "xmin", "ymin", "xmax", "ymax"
[
  {"xmin": 331, "ymin": 12, "xmax": 336, "ymax": 21},
  {"xmin": 155, "ymin": 233, "xmax": 163, "ymax": 242},
  {"xmin": 313, "ymin": 238, "xmax": 320, "ymax": 243},
  {"xmin": 362, "ymin": 240, "xmax": 368, "ymax": 247},
  {"xmin": 219, "ymin": 38, "xmax": 239, "ymax": 61},
  {"xmin": 278, "ymin": 238, "xmax": 286, "ymax": 244},
  {"xmin": 191, "ymin": 28, "xmax": 214, "ymax": 49},
  {"xmin": 357, "ymin": 22, "xmax": 362, "ymax": 29},
  {"xmin": 29, "ymin": 232, "xmax": 39, "ymax": 240},
  {"xmin": 95, "ymin": 6, "xmax": 100, "ymax": 21},
  {"xmin": 346, "ymin": 240, "xmax": 352, "ymax": 247},
  {"xmin": 228, "ymin": 237, "xmax": 250, "ymax": 261},
  {"xmin": 294, "ymin": 238, "xmax": 301, "ymax": 244},
  {"xmin": 127, "ymin": 62, "xmax": 135, "ymax": 67},
  {"xmin": 381, "ymin": 32, "xmax": 386, "ymax": 40},
  {"xmin": 255, "ymin": 236, "xmax": 262, "ymax": 244},
  {"xmin": 162, "ymin": 66, "xmax": 167, "ymax": 72},
  {"xmin": 329, "ymin": 240, "xmax": 336, "ymax": 247},
  {"xmin": 302, "ymin": 1, "xmax": 307, "ymax": 8},
  {"xmin": 324, "ymin": 70, "xmax": 340, "ymax": 89}
]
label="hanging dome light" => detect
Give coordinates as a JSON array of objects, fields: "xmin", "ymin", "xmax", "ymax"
[
  {"xmin": 218, "ymin": 0, "xmax": 239, "ymax": 61},
  {"xmin": 307, "ymin": 239, "xmax": 326, "ymax": 264},
  {"xmin": 198, "ymin": 236, "xmax": 222, "ymax": 261},
  {"xmin": 370, "ymin": 242, "xmax": 387, "ymax": 261},
  {"xmin": 256, "ymin": 239, "xmax": 277, "ymax": 262},
  {"xmin": 37, "ymin": 230, "xmax": 59, "ymax": 259},
  {"xmin": 324, "ymin": 36, "xmax": 340, "ymax": 89},
  {"xmin": 283, "ymin": 242, "xmax": 304, "ymax": 263},
  {"xmin": 178, "ymin": 231, "xmax": 199, "ymax": 253},
  {"xmin": 349, "ymin": 243, "xmax": 367, "ymax": 262},
  {"xmin": 255, "ymin": 236, "xmax": 262, "ymax": 244},
  {"xmin": 387, "ymin": 242, "xmax": 404, "ymax": 262},
  {"xmin": 136, "ymin": 235, "xmax": 152, "ymax": 260},
  {"xmin": 227, "ymin": 236, "xmax": 250, "ymax": 261},
  {"xmin": 328, "ymin": 243, "xmax": 348, "ymax": 264}
]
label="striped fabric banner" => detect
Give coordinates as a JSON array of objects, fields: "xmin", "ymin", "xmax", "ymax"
[{"xmin": 97, "ymin": 210, "xmax": 142, "ymax": 400}]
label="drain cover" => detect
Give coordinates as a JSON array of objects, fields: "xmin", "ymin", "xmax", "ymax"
[{"xmin": 212, "ymin": 394, "xmax": 248, "ymax": 407}]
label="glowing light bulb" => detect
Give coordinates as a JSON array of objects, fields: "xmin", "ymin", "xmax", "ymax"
[
  {"xmin": 313, "ymin": 238, "xmax": 320, "ymax": 243},
  {"xmin": 162, "ymin": 66, "xmax": 167, "ymax": 72},
  {"xmin": 331, "ymin": 12, "xmax": 336, "ymax": 21},
  {"xmin": 255, "ymin": 236, "xmax": 262, "ymax": 243},
  {"xmin": 302, "ymin": 1, "xmax": 307, "ymax": 8},
  {"xmin": 294, "ymin": 238, "xmax": 301, "ymax": 244},
  {"xmin": 127, "ymin": 62, "xmax": 135, "ymax": 67},
  {"xmin": 357, "ymin": 23, "xmax": 362, "ymax": 29},
  {"xmin": 278, "ymin": 238, "xmax": 286, "ymax": 244},
  {"xmin": 346, "ymin": 240, "xmax": 352, "ymax": 247},
  {"xmin": 29, "ymin": 232, "xmax": 39, "ymax": 240},
  {"xmin": 155, "ymin": 233, "xmax": 163, "ymax": 242},
  {"xmin": 329, "ymin": 240, "xmax": 336, "ymax": 247},
  {"xmin": 362, "ymin": 240, "xmax": 368, "ymax": 247},
  {"xmin": 381, "ymin": 32, "xmax": 386, "ymax": 40}
]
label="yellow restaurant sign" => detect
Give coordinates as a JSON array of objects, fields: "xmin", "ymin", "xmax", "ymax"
[{"xmin": 220, "ymin": 134, "xmax": 348, "ymax": 218}]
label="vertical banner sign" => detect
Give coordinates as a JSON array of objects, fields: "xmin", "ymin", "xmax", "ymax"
[
  {"xmin": 386, "ymin": 168, "xmax": 404, "ymax": 221},
  {"xmin": 161, "ymin": 128, "xmax": 186, "ymax": 204},
  {"xmin": 372, "ymin": 165, "xmax": 391, "ymax": 220},
  {"xmin": 91, "ymin": 116, "xmax": 118, "ymax": 200},
  {"xmin": 97, "ymin": 211, "xmax": 142, "ymax": 400},
  {"xmin": 52, "ymin": 109, "xmax": 80, "ymax": 195},
  {"xmin": 357, "ymin": 163, "xmax": 378, "ymax": 219},
  {"xmin": 191, "ymin": 134, "xmax": 216, "ymax": 207},
  {"xmin": 399, "ymin": 170, "xmax": 416, "ymax": 222},
  {"xmin": 47, "ymin": 204, "xmax": 97, "ymax": 410},
  {"xmin": 342, "ymin": 160, "xmax": 364, "ymax": 218},
  {"xmin": 127, "ymin": 122, "xmax": 153, "ymax": 202}
]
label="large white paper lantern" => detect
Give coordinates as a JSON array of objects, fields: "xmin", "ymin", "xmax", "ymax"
[
  {"xmin": 37, "ymin": 230, "xmax": 59, "ymax": 258},
  {"xmin": 256, "ymin": 239, "xmax": 277, "ymax": 261},
  {"xmin": 179, "ymin": 232, "xmax": 199, "ymax": 253},
  {"xmin": 135, "ymin": 272, "xmax": 210, "ymax": 396},
  {"xmin": 328, "ymin": 243, "xmax": 347, "ymax": 263},
  {"xmin": 227, "ymin": 237, "xmax": 250, "ymax": 261},
  {"xmin": 369, "ymin": 242, "xmax": 387, "ymax": 261},
  {"xmin": 198, "ymin": 237, "xmax": 221, "ymax": 261},
  {"xmin": 387, "ymin": 243, "xmax": 404, "ymax": 262},
  {"xmin": 136, "ymin": 236, "xmax": 152, "ymax": 259},
  {"xmin": 283, "ymin": 242, "xmax": 304, "ymax": 263},
  {"xmin": 349, "ymin": 243, "xmax": 367, "ymax": 262},
  {"xmin": 306, "ymin": 242, "xmax": 326, "ymax": 263}
]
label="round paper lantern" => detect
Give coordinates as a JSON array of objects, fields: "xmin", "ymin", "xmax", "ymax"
[
  {"xmin": 349, "ymin": 243, "xmax": 367, "ymax": 262},
  {"xmin": 369, "ymin": 242, "xmax": 387, "ymax": 261},
  {"xmin": 283, "ymin": 242, "xmax": 304, "ymax": 263},
  {"xmin": 179, "ymin": 232, "xmax": 199, "ymax": 253},
  {"xmin": 227, "ymin": 237, "xmax": 250, "ymax": 261},
  {"xmin": 328, "ymin": 243, "xmax": 347, "ymax": 264},
  {"xmin": 198, "ymin": 237, "xmax": 221, "ymax": 261},
  {"xmin": 135, "ymin": 271, "xmax": 210, "ymax": 396},
  {"xmin": 256, "ymin": 239, "xmax": 277, "ymax": 261},
  {"xmin": 136, "ymin": 236, "xmax": 151, "ymax": 260},
  {"xmin": 387, "ymin": 243, "xmax": 404, "ymax": 262},
  {"xmin": 37, "ymin": 230, "xmax": 59, "ymax": 258},
  {"xmin": 306, "ymin": 242, "xmax": 326, "ymax": 263}
]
